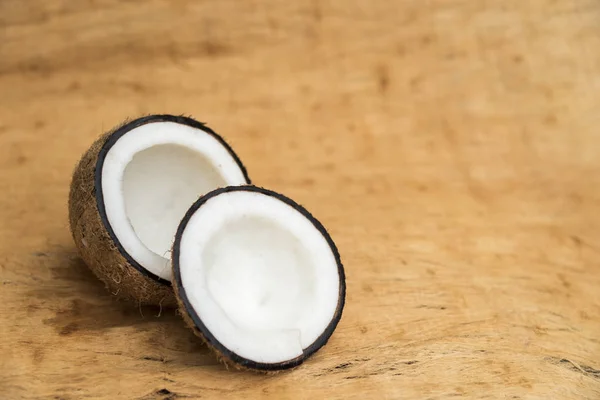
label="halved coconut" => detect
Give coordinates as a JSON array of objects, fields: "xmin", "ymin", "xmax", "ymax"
[
  {"xmin": 68, "ymin": 115, "xmax": 250, "ymax": 306},
  {"xmin": 172, "ymin": 186, "xmax": 345, "ymax": 371}
]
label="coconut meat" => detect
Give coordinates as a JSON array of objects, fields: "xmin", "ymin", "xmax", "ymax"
[
  {"xmin": 101, "ymin": 122, "xmax": 248, "ymax": 281},
  {"xmin": 177, "ymin": 190, "xmax": 340, "ymax": 364}
]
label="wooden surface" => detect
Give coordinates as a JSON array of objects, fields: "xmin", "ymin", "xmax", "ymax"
[{"xmin": 1, "ymin": 1, "xmax": 600, "ymax": 398}]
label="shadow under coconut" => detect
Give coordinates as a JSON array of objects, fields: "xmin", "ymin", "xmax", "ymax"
[
  {"xmin": 27, "ymin": 251, "xmax": 185, "ymax": 331},
  {"xmin": 30, "ymin": 251, "xmax": 176, "ymax": 331},
  {"xmin": 26, "ymin": 249, "xmax": 271, "ymax": 370}
]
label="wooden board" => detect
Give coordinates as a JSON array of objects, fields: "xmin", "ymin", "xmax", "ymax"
[{"xmin": 1, "ymin": 1, "xmax": 599, "ymax": 398}]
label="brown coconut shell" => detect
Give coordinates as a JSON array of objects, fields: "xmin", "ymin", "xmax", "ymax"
[
  {"xmin": 171, "ymin": 186, "xmax": 346, "ymax": 372},
  {"xmin": 68, "ymin": 115, "xmax": 250, "ymax": 307}
]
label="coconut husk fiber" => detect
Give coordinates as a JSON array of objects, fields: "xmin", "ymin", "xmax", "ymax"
[{"xmin": 68, "ymin": 120, "xmax": 176, "ymax": 307}]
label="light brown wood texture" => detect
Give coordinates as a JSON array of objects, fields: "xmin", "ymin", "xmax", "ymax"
[{"xmin": 1, "ymin": 1, "xmax": 600, "ymax": 398}]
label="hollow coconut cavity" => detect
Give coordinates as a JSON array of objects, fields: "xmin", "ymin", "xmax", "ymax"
[
  {"xmin": 68, "ymin": 115, "xmax": 250, "ymax": 306},
  {"xmin": 172, "ymin": 186, "xmax": 345, "ymax": 371}
]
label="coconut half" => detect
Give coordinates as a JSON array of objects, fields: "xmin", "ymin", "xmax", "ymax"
[
  {"xmin": 69, "ymin": 115, "xmax": 250, "ymax": 306},
  {"xmin": 172, "ymin": 186, "xmax": 345, "ymax": 371}
]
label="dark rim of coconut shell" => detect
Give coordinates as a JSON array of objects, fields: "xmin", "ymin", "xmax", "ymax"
[
  {"xmin": 172, "ymin": 185, "xmax": 346, "ymax": 371},
  {"xmin": 94, "ymin": 114, "xmax": 251, "ymax": 285}
]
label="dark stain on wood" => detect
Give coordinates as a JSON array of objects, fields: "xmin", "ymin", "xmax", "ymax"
[
  {"xmin": 335, "ymin": 362, "xmax": 352, "ymax": 369},
  {"xmin": 33, "ymin": 347, "xmax": 45, "ymax": 363},
  {"xmin": 548, "ymin": 357, "xmax": 600, "ymax": 380},
  {"xmin": 59, "ymin": 322, "xmax": 79, "ymax": 336},
  {"xmin": 377, "ymin": 64, "xmax": 390, "ymax": 94},
  {"xmin": 557, "ymin": 274, "xmax": 571, "ymax": 289}
]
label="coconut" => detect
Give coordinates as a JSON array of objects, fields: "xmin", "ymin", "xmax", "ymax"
[
  {"xmin": 172, "ymin": 186, "xmax": 345, "ymax": 371},
  {"xmin": 68, "ymin": 115, "xmax": 250, "ymax": 306}
]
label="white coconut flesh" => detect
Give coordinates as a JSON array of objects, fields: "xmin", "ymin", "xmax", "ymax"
[
  {"xmin": 101, "ymin": 122, "xmax": 248, "ymax": 281},
  {"xmin": 176, "ymin": 190, "xmax": 341, "ymax": 365}
]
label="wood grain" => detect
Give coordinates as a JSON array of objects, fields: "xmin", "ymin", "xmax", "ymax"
[{"xmin": 1, "ymin": 0, "xmax": 600, "ymax": 398}]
